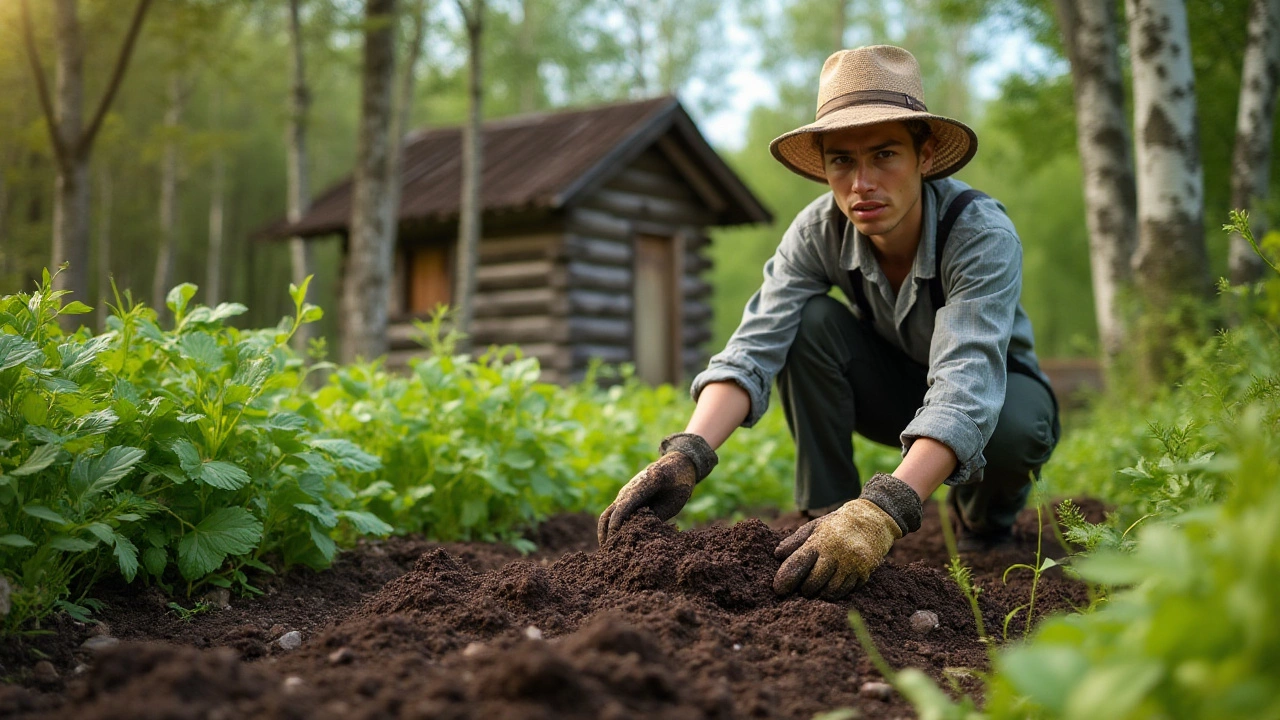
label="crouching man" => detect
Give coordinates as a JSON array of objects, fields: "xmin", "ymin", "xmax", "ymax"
[{"xmin": 597, "ymin": 45, "xmax": 1059, "ymax": 600}]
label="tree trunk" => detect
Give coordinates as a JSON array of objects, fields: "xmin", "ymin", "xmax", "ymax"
[
  {"xmin": 1125, "ymin": 0, "xmax": 1209, "ymax": 379},
  {"xmin": 51, "ymin": 0, "xmax": 90, "ymax": 310},
  {"xmin": 207, "ymin": 143, "xmax": 226, "ymax": 307},
  {"xmin": 287, "ymin": 0, "xmax": 315, "ymax": 349},
  {"xmin": 517, "ymin": 0, "xmax": 538, "ymax": 112},
  {"xmin": 453, "ymin": 0, "xmax": 485, "ymax": 348},
  {"xmin": 1054, "ymin": 0, "xmax": 1138, "ymax": 365},
  {"xmin": 1229, "ymin": 0, "xmax": 1280, "ymax": 284},
  {"xmin": 384, "ymin": 0, "xmax": 427, "ymax": 275},
  {"xmin": 340, "ymin": 0, "xmax": 399, "ymax": 363},
  {"xmin": 96, "ymin": 164, "xmax": 112, "ymax": 331},
  {"xmin": 153, "ymin": 73, "xmax": 184, "ymax": 320}
]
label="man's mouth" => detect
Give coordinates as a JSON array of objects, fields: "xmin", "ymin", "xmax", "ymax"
[{"xmin": 850, "ymin": 201, "xmax": 888, "ymax": 219}]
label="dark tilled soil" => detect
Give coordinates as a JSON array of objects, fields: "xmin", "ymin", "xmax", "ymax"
[{"xmin": 0, "ymin": 501, "xmax": 1105, "ymax": 720}]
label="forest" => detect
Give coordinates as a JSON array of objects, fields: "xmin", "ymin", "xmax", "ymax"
[{"xmin": 2, "ymin": 0, "xmax": 1280, "ymax": 719}]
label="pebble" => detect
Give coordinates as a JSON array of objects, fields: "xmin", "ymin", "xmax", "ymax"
[
  {"xmin": 732, "ymin": 643, "xmax": 742, "ymax": 651},
  {"xmin": 33, "ymin": 661, "xmax": 58, "ymax": 683},
  {"xmin": 282, "ymin": 676, "xmax": 305, "ymax": 694},
  {"xmin": 0, "ymin": 576, "xmax": 10, "ymax": 617},
  {"xmin": 73, "ymin": 664, "xmax": 88, "ymax": 676},
  {"xmin": 524, "ymin": 626, "xmax": 543, "ymax": 641},
  {"xmin": 910, "ymin": 609, "xmax": 940, "ymax": 635},
  {"xmin": 277, "ymin": 630, "xmax": 303, "ymax": 651},
  {"xmin": 328, "ymin": 647, "xmax": 355, "ymax": 665},
  {"xmin": 463, "ymin": 642, "xmax": 484, "ymax": 657},
  {"xmin": 859, "ymin": 681, "xmax": 894, "ymax": 701},
  {"xmin": 202, "ymin": 588, "xmax": 232, "ymax": 610},
  {"xmin": 81, "ymin": 635, "xmax": 119, "ymax": 652}
]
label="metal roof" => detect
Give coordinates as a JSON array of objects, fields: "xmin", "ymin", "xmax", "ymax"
[{"xmin": 261, "ymin": 96, "xmax": 771, "ymax": 239}]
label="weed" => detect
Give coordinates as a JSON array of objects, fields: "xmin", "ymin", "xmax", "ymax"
[{"xmin": 167, "ymin": 599, "xmax": 212, "ymax": 622}]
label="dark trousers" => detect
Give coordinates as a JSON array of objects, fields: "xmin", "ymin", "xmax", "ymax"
[{"xmin": 776, "ymin": 295, "xmax": 1059, "ymax": 534}]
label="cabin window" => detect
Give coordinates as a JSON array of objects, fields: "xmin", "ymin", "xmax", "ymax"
[
  {"xmin": 633, "ymin": 234, "xmax": 682, "ymax": 384},
  {"xmin": 407, "ymin": 243, "xmax": 453, "ymax": 315}
]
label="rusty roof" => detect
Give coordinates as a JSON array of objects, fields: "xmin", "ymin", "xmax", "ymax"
[{"xmin": 260, "ymin": 96, "xmax": 771, "ymax": 239}]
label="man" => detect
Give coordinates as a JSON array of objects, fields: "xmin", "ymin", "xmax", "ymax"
[{"xmin": 597, "ymin": 45, "xmax": 1059, "ymax": 601}]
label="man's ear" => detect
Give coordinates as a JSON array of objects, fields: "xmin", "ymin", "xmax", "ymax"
[{"xmin": 918, "ymin": 136, "xmax": 937, "ymax": 175}]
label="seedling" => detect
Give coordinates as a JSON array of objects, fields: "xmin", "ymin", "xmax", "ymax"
[
  {"xmin": 167, "ymin": 600, "xmax": 213, "ymax": 623},
  {"xmin": 1000, "ymin": 488, "xmax": 1055, "ymax": 640}
]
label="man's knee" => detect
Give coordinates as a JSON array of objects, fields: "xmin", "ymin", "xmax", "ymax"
[
  {"xmin": 987, "ymin": 377, "xmax": 1057, "ymax": 472},
  {"xmin": 791, "ymin": 295, "xmax": 854, "ymax": 352}
]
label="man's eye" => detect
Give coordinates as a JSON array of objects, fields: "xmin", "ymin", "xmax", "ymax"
[
  {"xmin": 876, "ymin": 150, "xmax": 896, "ymax": 159},
  {"xmin": 832, "ymin": 155, "xmax": 852, "ymax": 165}
]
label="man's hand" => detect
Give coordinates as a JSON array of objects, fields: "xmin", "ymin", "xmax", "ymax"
[
  {"xmin": 773, "ymin": 473, "xmax": 923, "ymax": 600},
  {"xmin": 597, "ymin": 433, "xmax": 718, "ymax": 545}
]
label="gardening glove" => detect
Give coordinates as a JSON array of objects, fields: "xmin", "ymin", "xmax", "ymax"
[
  {"xmin": 773, "ymin": 473, "xmax": 922, "ymax": 600},
  {"xmin": 597, "ymin": 432, "xmax": 718, "ymax": 545}
]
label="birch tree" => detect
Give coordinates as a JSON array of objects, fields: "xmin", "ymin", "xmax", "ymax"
[
  {"xmin": 453, "ymin": 0, "xmax": 484, "ymax": 346},
  {"xmin": 1229, "ymin": 0, "xmax": 1280, "ymax": 284},
  {"xmin": 1125, "ymin": 0, "xmax": 1209, "ymax": 374},
  {"xmin": 1053, "ymin": 0, "xmax": 1137, "ymax": 365},
  {"xmin": 18, "ymin": 0, "xmax": 152, "ymax": 323},
  {"xmin": 152, "ymin": 73, "xmax": 185, "ymax": 318},
  {"xmin": 287, "ymin": 0, "xmax": 314, "ymax": 348},
  {"xmin": 340, "ymin": 0, "xmax": 399, "ymax": 362},
  {"xmin": 384, "ymin": 0, "xmax": 428, "ymax": 247}
]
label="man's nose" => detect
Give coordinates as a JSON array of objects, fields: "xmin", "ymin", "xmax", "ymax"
[{"xmin": 852, "ymin": 164, "xmax": 876, "ymax": 194}]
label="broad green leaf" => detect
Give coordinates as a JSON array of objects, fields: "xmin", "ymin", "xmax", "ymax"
[
  {"xmin": 0, "ymin": 335, "xmax": 42, "ymax": 371},
  {"xmin": 58, "ymin": 300, "xmax": 93, "ymax": 315},
  {"xmin": 71, "ymin": 409, "xmax": 117, "ymax": 437},
  {"xmin": 294, "ymin": 502, "xmax": 338, "ymax": 528},
  {"xmin": 289, "ymin": 275, "xmax": 312, "ymax": 308},
  {"xmin": 295, "ymin": 452, "xmax": 334, "ymax": 478},
  {"xmin": 83, "ymin": 446, "xmax": 146, "ymax": 499},
  {"xmin": 199, "ymin": 461, "xmax": 251, "ymax": 490},
  {"xmin": 476, "ymin": 468, "xmax": 517, "ymax": 495},
  {"xmin": 1064, "ymin": 662, "xmax": 1164, "ymax": 720},
  {"xmin": 47, "ymin": 536, "xmax": 97, "ymax": 552},
  {"xmin": 13, "ymin": 443, "xmax": 59, "ymax": 476},
  {"xmin": 170, "ymin": 438, "xmax": 203, "ymax": 475},
  {"xmin": 143, "ymin": 546, "xmax": 167, "ymax": 577},
  {"xmin": 207, "ymin": 302, "xmax": 248, "ymax": 323},
  {"xmin": 178, "ymin": 332, "xmax": 224, "ymax": 369},
  {"xmin": 267, "ymin": 413, "xmax": 308, "ymax": 432},
  {"xmin": 0, "ymin": 438, "xmax": 13, "ymax": 452},
  {"xmin": 308, "ymin": 438, "xmax": 381, "ymax": 473},
  {"xmin": 502, "ymin": 450, "xmax": 535, "ymax": 470},
  {"xmin": 0, "ymin": 534, "xmax": 34, "ymax": 547},
  {"xmin": 85, "ymin": 522, "xmax": 115, "ymax": 545},
  {"xmin": 113, "ymin": 534, "xmax": 140, "ymax": 581},
  {"xmin": 300, "ymin": 305, "xmax": 323, "ymax": 324},
  {"xmin": 115, "ymin": 512, "xmax": 142, "ymax": 522},
  {"xmin": 338, "ymin": 510, "xmax": 394, "ymax": 536},
  {"xmin": 23, "ymin": 504, "xmax": 68, "ymax": 524},
  {"xmin": 177, "ymin": 507, "xmax": 262, "ymax": 580},
  {"xmin": 166, "ymin": 283, "xmax": 198, "ymax": 317},
  {"xmin": 309, "ymin": 522, "xmax": 336, "ymax": 563}
]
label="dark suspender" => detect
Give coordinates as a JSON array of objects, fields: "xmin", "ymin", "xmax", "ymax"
[{"xmin": 841, "ymin": 190, "xmax": 1060, "ymax": 428}]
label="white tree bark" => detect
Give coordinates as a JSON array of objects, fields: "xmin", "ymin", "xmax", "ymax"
[
  {"xmin": 1229, "ymin": 0, "xmax": 1280, "ymax": 284},
  {"xmin": 207, "ymin": 143, "xmax": 226, "ymax": 306},
  {"xmin": 152, "ymin": 73, "xmax": 184, "ymax": 319},
  {"xmin": 1125, "ymin": 0, "xmax": 1209, "ymax": 306},
  {"xmin": 385, "ymin": 0, "xmax": 427, "ymax": 257},
  {"xmin": 341, "ymin": 0, "xmax": 399, "ymax": 363},
  {"xmin": 95, "ymin": 164, "xmax": 112, "ymax": 331},
  {"xmin": 1054, "ymin": 0, "xmax": 1137, "ymax": 364},
  {"xmin": 287, "ymin": 0, "xmax": 315, "ymax": 349},
  {"xmin": 453, "ymin": 0, "xmax": 485, "ymax": 347}
]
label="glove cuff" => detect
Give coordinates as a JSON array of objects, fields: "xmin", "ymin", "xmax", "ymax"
[
  {"xmin": 860, "ymin": 472, "xmax": 923, "ymax": 535},
  {"xmin": 659, "ymin": 432, "xmax": 718, "ymax": 482}
]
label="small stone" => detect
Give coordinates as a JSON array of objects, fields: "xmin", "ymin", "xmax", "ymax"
[
  {"xmin": 463, "ymin": 642, "xmax": 484, "ymax": 657},
  {"xmin": 81, "ymin": 636, "xmax": 119, "ymax": 652},
  {"xmin": 282, "ymin": 676, "xmax": 305, "ymax": 694},
  {"xmin": 910, "ymin": 610, "xmax": 940, "ymax": 635},
  {"xmin": 0, "ymin": 576, "xmax": 10, "ymax": 617},
  {"xmin": 328, "ymin": 647, "xmax": 355, "ymax": 665},
  {"xmin": 33, "ymin": 661, "xmax": 58, "ymax": 682},
  {"xmin": 73, "ymin": 664, "xmax": 88, "ymax": 676},
  {"xmin": 732, "ymin": 643, "xmax": 742, "ymax": 651},
  {"xmin": 524, "ymin": 626, "xmax": 543, "ymax": 641},
  {"xmin": 277, "ymin": 630, "xmax": 303, "ymax": 651},
  {"xmin": 859, "ymin": 681, "xmax": 893, "ymax": 701},
  {"xmin": 201, "ymin": 588, "xmax": 232, "ymax": 610}
]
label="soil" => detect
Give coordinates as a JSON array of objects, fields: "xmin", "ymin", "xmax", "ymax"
[{"xmin": 0, "ymin": 500, "xmax": 1106, "ymax": 720}]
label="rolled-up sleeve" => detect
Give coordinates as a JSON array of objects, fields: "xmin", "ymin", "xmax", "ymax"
[
  {"xmin": 690, "ymin": 218, "xmax": 831, "ymax": 427},
  {"xmin": 901, "ymin": 228, "xmax": 1021, "ymax": 485}
]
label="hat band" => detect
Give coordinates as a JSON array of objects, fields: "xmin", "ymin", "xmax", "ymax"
[{"xmin": 816, "ymin": 90, "xmax": 928, "ymax": 120}]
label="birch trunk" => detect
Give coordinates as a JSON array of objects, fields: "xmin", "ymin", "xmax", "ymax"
[
  {"xmin": 207, "ymin": 145, "xmax": 226, "ymax": 306},
  {"xmin": 152, "ymin": 74, "xmax": 184, "ymax": 320},
  {"xmin": 1054, "ymin": 0, "xmax": 1137, "ymax": 364},
  {"xmin": 340, "ymin": 0, "xmax": 398, "ymax": 363},
  {"xmin": 384, "ymin": 0, "xmax": 427, "ymax": 272},
  {"xmin": 1126, "ymin": 0, "xmax": 1209, "ymax": 380},
  {"xmin": 96, "ymin": 165, "xmax": 112, "ymax": 331},
  {"xmin": 453, "ymin": 0, "xmax": 485, "ymax": 347},
  {"xmin": 51, "ymin": 0, "xmax": 90, "ymax": 308},
  {"xmin": 287, "ymin": 0, "xmax": 314, "ymax": 349},
  {"xmin": 1229, "ymin": 0, "xmax": 1280, "ymax": 284}
]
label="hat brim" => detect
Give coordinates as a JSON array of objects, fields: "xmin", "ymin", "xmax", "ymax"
[{"xmin": 769, "ymin": 105, "xmax": 978, "ymax": 183}]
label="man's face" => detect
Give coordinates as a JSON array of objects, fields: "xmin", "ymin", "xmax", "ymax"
[{"xmin": 821, "ymin": 122, "xmax": 935, "ymax": 243}]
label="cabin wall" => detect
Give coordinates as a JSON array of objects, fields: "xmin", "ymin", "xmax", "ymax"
[{"xmin": 564, "ymin": 147, "xmax": 716, "ymax": 384}]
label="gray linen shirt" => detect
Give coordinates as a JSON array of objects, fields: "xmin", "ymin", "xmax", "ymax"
[{"xmin": 691, "ymin": 177, "xmax": 1045, "ymax": 486}]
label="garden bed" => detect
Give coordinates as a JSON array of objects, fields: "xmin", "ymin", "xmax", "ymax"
[{"xmin": 0, "ymin": 500, "xmax": 1102, "ymax": 720}]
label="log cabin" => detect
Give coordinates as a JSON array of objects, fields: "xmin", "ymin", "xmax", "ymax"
[{"xmin": 263, "ymin": 96, "xmax": 772, "ymax": 385}]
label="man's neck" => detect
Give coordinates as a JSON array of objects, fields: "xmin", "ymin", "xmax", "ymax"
[{"xmin": 868, "ymin": 192, "xmax": 925, "ymax": 275}]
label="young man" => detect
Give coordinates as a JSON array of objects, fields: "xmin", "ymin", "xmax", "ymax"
[{"xmin": 597, "ymin": 45, "xmax": 1059, "ymax": 600}]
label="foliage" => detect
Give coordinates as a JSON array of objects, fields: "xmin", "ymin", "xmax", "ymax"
[{"xmin": 0, "ymin": 272, "xmax": 388, "ymax": 634}]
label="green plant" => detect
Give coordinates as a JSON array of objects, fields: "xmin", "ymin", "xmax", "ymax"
[
  {"xmin": 167, "ymin": 599, "xmax": 213, "ymax": 622},
  {"xmin": 1000, "ymin": 487, "xmax": 1057, "ymax": 640}
]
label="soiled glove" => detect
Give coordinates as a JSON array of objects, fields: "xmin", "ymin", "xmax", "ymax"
[
  {"xmin": 773, "ymin": 473, "xmax": 922, "ymax": 600},
  {"xmin": 597, "ymin": 433, "xmax": 718, "ymax": 545}
]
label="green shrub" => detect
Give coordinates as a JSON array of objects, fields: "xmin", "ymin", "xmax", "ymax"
[{"xmin": 0, "ymin": 272, "xmax": 388, "ymax": 633}]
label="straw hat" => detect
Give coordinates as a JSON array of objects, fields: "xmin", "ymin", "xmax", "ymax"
[{"xmin": 770, "ymin": 45, "xmax": 977, "ymax": 183}]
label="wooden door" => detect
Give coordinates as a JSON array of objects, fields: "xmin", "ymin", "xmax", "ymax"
[
  {"xmin": 408, "ymin": 243, "xmax": 452, "ymax": 315},
  {"xmin": 634, "ymin": 235, "xmax": 681, "ymax": 384}
]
